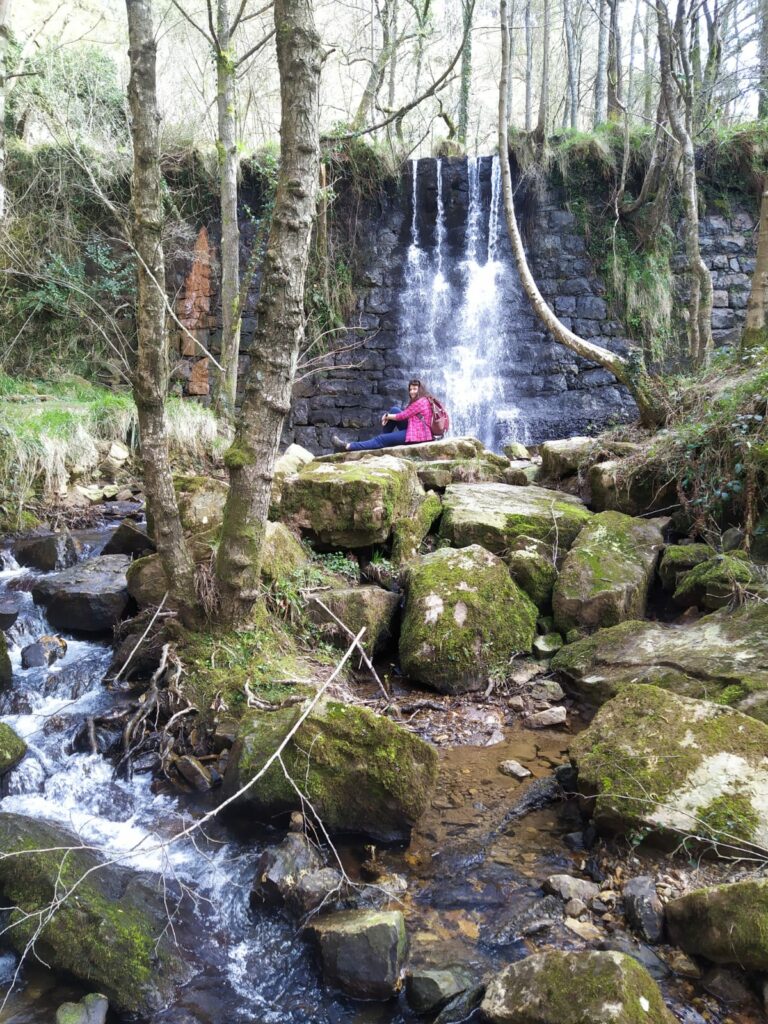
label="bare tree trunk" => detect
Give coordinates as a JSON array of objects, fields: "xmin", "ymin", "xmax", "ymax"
[
  {"xmin": 525, "ymin": 0, "xmax": 533, "ymax": 130},
  {"xmin": 216, "ymin": 0, "xmax": 321, "ymax": 627},
  {"xmin": 626, "ymin": 0, "xmax": 641, "ymax": 113},
  {"xmin": 213, "ymin": 0, "xmax": 242, "ymax": 424},
  {"xmin": 595, "ymin": 0, "xmax": 609, "ymax": 124},
  {"xmin": 353, "ymin": 0, "xmax": 392, "ymax": 129},
  {"xmin": 535, "ymin": 0, "xmax": 549, "ymax": 140},
  {"xmin": 0, "ymin": 0, "xmax": 10, "ymax": 222},
  {"xmin": 607, "ymin": 0, "xmax": 622, "ymax": 118},
  {"xmin": 760, "ymin": 0, "xmax": 768, "ymax": 118},
  {"xmin": 656, "ymin": 0, "xmax": 713, "ymax": 367},
  {"xmin": 125, "ymin": 0, "xmax": 198, "ymax": 624},
  {"xmin": 742, "ymin": 180, "xmax": 768, "ymax": 349},
  {"xmin": 643, "ymin": 1, "xmax": 654, "ymax": 120},
  {"xmin": 498, "ymin": 0, "xmax": 665, "ymax": 427},
  {"xmin": 458, "ymin": 0, "xmax": 473, "ymax": 145},
  {"xmin": 563, "ymin": 0, "xmax": 578, "ymax": 129}
]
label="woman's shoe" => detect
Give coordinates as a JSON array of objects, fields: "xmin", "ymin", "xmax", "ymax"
[{"xmin": 331, "ymin": 435, "xmax": 348, "ymax": 451}]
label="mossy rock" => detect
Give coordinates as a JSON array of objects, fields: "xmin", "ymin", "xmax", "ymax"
[
  {"xmin": 570, "ymin": 684, "xmax": 768, "ymax": 852},
  {"xmin": 316, "ymin": 437, "xmax": 485, "ymax": 465},
  {"xmin": 222, "ymin": 697, "xmax": 438, "ymax": 841},
  {"xmin": 279, "ymin": 455, "xmax": 425, "ymax": 548},
  {"xmin": 307, "ymin": 585, "xmax": 400, "ymax": 655},
  {"xmin": 588, "ymin": 460, "xmax": 678, "ymax": 518},
  {"xmin": 673, "ymin": 553, "xmax": 768, "ymax": 610},
  {"xmin": 399, "ymin": 545, "xmax": 537, "ymax": 694},
  {"xmin": 666, "ymin": 879, "xmax": 768, "ymax": 971},
  {"xmin": 175, "ymin": 474, "xmax": 228, "ymax": 533},
  {"xmin": 269, "ymin": 443, "xmax": 314, "ymax": 515},
  {"xmin": 306, "ymin": 909, "xmax": 408, "ymax": 1000},
  {"xmin": 0, "ymin": 632, "xmax": 11, "ymax": 690},
  {"xmin": 505, "ymin": 542, "xmax": 558, "ymax": 609},
  {"xmin": 260, "ymin": 522, "xmax": 310, "ymax": 583},
  {"xmin": 392, "ymin": 491, "xmax": 442, "ymax": 565},
  {"xmin": 481, "ymin": 949, "xmax": 675, "ymax": 1023},
  {"xmin": 552, "ymin": 602, "xmax": 768, "ymax": 717},
  {"xmin": 438, "ymin": 483, "xmax": 591, "ymax": 558},
  {"xmin": 658, "ymin": 543, "xmax": 715, "ymax": 591},
  {"xmin": 503, "ymin": 442, "xmax": 530, "ymax": 460},
  {"xmin": 0, "ymin": 722, "xmax": 25, "ymax": 773},
  {"xmin": 0, "ymin": 815, "xmax": 190, "ymax": 1015},
  {"xmin": 552, "ymin": 512, "xmax": 665, "ymax": 635},
  {"xmin": 751, "ymin": 509, "xmax": 768, "ymax": 563},
  {"xmin": 540, "ymin": 436, "xmax": 593, "ymax": 480},
  {"xmin": 127, "ymin": 534, "xmax": 215, "ymax": 610}
]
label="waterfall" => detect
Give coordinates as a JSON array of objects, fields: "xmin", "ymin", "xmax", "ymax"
[{"xmin": 397, "ymin": 156, "xmax": 525, "ymax": 450}]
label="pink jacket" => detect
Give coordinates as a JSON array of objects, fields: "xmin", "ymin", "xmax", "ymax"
[{"xmin": 392, "ymin": 397, "xmax": 433, "ymax": 443}]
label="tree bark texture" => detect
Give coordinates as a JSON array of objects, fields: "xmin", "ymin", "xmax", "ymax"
[
  {"xmin": 216, "ymin": 0, "xmax": 321, "ymax": 627},
  {"xmin": 656, "ymin": 0, "xmax": 713, "ymax": 367},
  {"xmin": 524, "ymin": 0, "xmax": 533, "ymax": 131},
  {"xmin": 213, "ymin": 0, "xmax": 242, "ymax": 424},
  {"xmin": 594, "ymin": 0, "xmax": 609, "ymax": 125},
  {"xmin": 760, "ymin": 0, "xmax": 768, "ymax": 118},
  {"xmin": 498, "ymin": 0, "xmax": 664, "ymax": 427},
  {"xmin": 607, "ymin": 0, "xmax": 622, "ymax": 118},
  {"xmin": 563, "ymin": 0, "xmax": 578, "ymax": 130},
  {"xmin": 535, "ymin": 0, "xmax": 549, "ymax": 140},
  {"xmin": 0, "ymin": 0, "xmax": 10, "ymax": 222},
  {"xmin": 742, "ymin": 180, "xmax": 768, "ymax": 349},
  {"xmin": 458, "ymin": 0, "xmax": 473, "ymax": 144},
  {"xmin": 125, "ymin": 0, "xmax": 198, "ymax": 623}
]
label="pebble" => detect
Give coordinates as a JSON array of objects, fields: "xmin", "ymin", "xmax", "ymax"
[
  {"xmin": 564, "ymin": 916, "xmax": 603, "ymax": 941},
  {"xmin": 498, "ymin": 759, "xmax": 531, "ymax": 780},
  {"xmin": 526, "ymin": 706, "xmax": 567, "ymax": 729},
  {"xmin": 564, "ymin": 897, "xmax": 588, "ymax": 917},
  {"xmin": 530, "ymin": 680, "xmax": 565, "ymax": 701},
  {"xmin": 508, "ymin": 696, "xmax": 526, "ymax": 711},
  {"xmin": 544, "ymin": 873, "xmax": 600, "ymax": 902}
]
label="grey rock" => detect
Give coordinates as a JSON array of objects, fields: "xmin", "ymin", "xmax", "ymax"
[
  {"xmin": 406, "ymin": 965, "xmax": 474, "ymax": 1014},
  {"xmin": 31, "ymin": 555, "xmax": 130, "ymax": 633},
  {"xmin": 251, "ymin": 833, "xmax": 324, "ymax": 908},
  {"xmin": 13, "ymin": 530, "xmax": 80, "ymax": 572},
  {"xmin": 498, "ymin": 759, "xmax": 531, "ymax": 780},
  {"xmin": 544, "ymin": 874, "xmax": 600, "ymax": 903},
  {"xmin": 0, "ymin": 597, "xmax": 20, "ymax": 630},
  {"xmin": 623, "ymin": 876, "xmax": 664, "ymax": 943},
  {"xmin": 55, "ymin": 993, "xmax": 109, "ymax": 1024},
  {"xmin": 526, "ymin": 706, "xmax": 567, "ymax": 728},
  {"xmin": 306, "ymin": 909, "xmax": 408, "ymax": 999}
]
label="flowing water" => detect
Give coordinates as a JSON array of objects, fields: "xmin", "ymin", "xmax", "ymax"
[
  {"xmin": 1, "ymin": 540, "xmax": 764, "ymax": 1024},
  {"xmin": 398, "ymin": 157, "xmax": 527, "ymax": 450}
]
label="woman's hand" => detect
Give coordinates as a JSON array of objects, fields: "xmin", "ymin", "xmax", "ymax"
[{"xmin": 381, "ymin": 413, "xmax": 390, "ymax": 425}]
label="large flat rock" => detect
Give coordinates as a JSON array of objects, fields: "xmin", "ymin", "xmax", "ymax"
[
  {"xmin": 551, "ymin": 602, "xmax": 768, "ymax": 718},
  {"xmin": 32, "ymin": 555, "xmax": 130, "ymax": 632},
  {"xmin": 438, "ymin": 483, "xmax": 591, "ymax": 557},
  {"xmin": 570, "ymin": 684, "xmax": 768, "ymax": 851}
]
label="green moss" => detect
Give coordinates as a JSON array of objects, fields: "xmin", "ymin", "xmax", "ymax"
[
  {"xmin": 223, "ymin": 444, "xmax": 254, "ymax": 470},
  {"xmin": 0, "ymin": 723, "xmax": 26, "ymax": 773},
  {"xmin": 674, "ymin": 554, "xmax": 765, "ymax": 609},
  {"xmin": 667, "ymin": 878, "xmax": 768, "ymax": 971},
  {"xmin": 0, "ymin": 634, "xmax": 11, "ymax": 690},
  {"xmin": 391, "ymin": 491, "xmax": 442, "ymax": 565},
  {"xmin": 698, "ymin": 792, "xmax": 759, "ymax": 843},
  {"xmin": 658, "ymin": 543, "xmax": 715, "ymax": 591},
  {"xmin": 399, "ymin": 545, "xmax": 537, "ymax": 694},
  {"xmin": 506, "ymin": 547, "xmax": 558, "ymax": 608},
  {"xmin": 230, "ymin": 697, "xmax": 438, "ymax": 838}
]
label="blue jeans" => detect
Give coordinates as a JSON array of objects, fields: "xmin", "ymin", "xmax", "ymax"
[{"xmin": 348, "ymin": 408, "xmax": 407, "ymax": 451}]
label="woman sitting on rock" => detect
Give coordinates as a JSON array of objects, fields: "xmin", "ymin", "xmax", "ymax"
[{"xmin": 333, "ymin": 379, "xmax": 434, "ymax": 452}]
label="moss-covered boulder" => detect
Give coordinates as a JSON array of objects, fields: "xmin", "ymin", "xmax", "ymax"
[
  {"xmin": 280, "ymin": 455, "xmax": 425, "ymax": 548},
  {"xmin": 270, "ymin": 443, "xmax": 315, "ymax": 514},
  {"xmin": 438, "ymin": 483, "xmax": 592, "ymax": 558},
  {"xmin": 505, "ymin": 538, "xmax": 558, "ymax": 609},
  {"xmin": 504, "ymin": 441, "xmax": 530, "ymax": 460},
  {"xmin": 0, "ymin": 815, "xmax": 191, "ymax": 1015},
  {"xmin": 657, "ymin": 543, "xmax": 715, "ymax": 591},
  {"xmin": 0, "ymin": 632, "xmax": 11, "ymax": 690},
  {"xmin": 540, "ymin": 437, "xmax": 593, "ymax": 480},
  {"xmin": 551, "ymin": 602, "xmax": 768, "ymax": 715},
  {"xmin": 306, "ymin": 909, "xmax": 408, "ymax": 1000},
  {"xmin": 55, "ymin": 993, "xmax": 108, "ymax": 1024},
  {"xmin": 399, "ymin": 545, "xmax": 537, "ymax": 694},
  {"xmin": 570, "ymin": 685, "xmax": 768, "ymax": 851},
  {"xmin": 481, "ymin": 950, "xmax": 675, "ymax": 1024},
  {"xmin": 673, "ymin": 553, "xmax": 768, "ymax": 610},
  {"xmin": 587, "ymin": 460, "xmax": 678, "ymax": 517},
  {"xmin": 260, "ymin": 522, "xmax": 310, "ymax": 583},
  {"xmin": 552, "ymin": 512, "xmax": 665, "ymax": 635},
  {"xmin": 175, "ymin": 474, "xmax": 228, "ymax": 532},
  {"xmin": 392, "ymin": 491, "xmax": 442, "ymax": 565},
  {"xmin": 307, "ymin": 585, "xmax": 400, "ymax": 655},
  {"xmin": 317, "ymin": 437, "xmax": 485, "ymax": 465},
  {"xmin": 666, "ymin": 879, "xmax": 768, "ymax": 971},
  {"xmin": 0, "ymin": 722, "xmax": 25, "ymax": 773},
  {"xmin": 222, "ymin": 697, "xmax": 438, "ymax": 841}
]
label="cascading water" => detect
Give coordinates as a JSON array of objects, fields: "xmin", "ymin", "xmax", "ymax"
[{"xmin": 398, "ymin": 155, "xmax": 526, "ymax": 449}]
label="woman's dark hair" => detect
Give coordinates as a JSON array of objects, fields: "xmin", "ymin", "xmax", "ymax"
[{"xmin": 407, "ymin": 378, "xmax": 431, "ymax": 401}]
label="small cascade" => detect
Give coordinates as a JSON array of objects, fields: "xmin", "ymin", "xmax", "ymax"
[{"xmin": 398, "ymin": 155, "xmax": 525, "ymax": 449}]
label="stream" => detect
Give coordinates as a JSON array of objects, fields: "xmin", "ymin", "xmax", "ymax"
[{"xmin": 0, "ymin": 532, "xmax": 764, "ymax": 1023}]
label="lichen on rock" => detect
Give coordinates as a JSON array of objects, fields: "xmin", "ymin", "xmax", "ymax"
[{"xmin": 666, "ymin": 879, "xmax": 768, "ymax": 971}]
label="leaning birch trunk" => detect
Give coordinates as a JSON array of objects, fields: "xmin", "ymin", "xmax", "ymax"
[
  {"xmin": 742, "ymin": 179, "xmax": 768, "ymax": 350},
  {"xmin": 125, "ymin": 0, "xmax": 199, "ymax": 624},
  {"xmin": 213, "ymin": 0, "xmax": 242, "ymax": 424},
  {"xmin": 0, "ymin": 0, "xmax": 10, "ymax": 222},
  {"xmin": 215, "ymin": 0, "xmax": 321, "ymax": 627},
  {"xmin": 656, "ymin": 0, "xmax": 713, "ymax": 368},
  {"xmin": 498, "ymin": 0, "xmax": 665, "ymax": 428}
]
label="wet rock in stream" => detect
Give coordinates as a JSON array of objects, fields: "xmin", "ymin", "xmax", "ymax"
[
  {"xmin": 13, "ymin": 529, "xmax": 81, "ymax": 572},
  {"xmin": 21, "ymin": 634, "xmax": 67, "ymax": 669},
  {"xmin": 31, "ymin": 555, "xmax": 131, "ymax": 633},
  {"xmin": 306, "ymin": 908, "xmax": 408, "ymax": 1000},
  {"xmin": 0, "ymin": 596, "xmax": 21, "ymax": 629}
]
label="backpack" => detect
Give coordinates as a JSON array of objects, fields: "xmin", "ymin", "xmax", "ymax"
[{"xmin": 425, "ymin": 396, "xmax": 450, "ymax": 438}]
